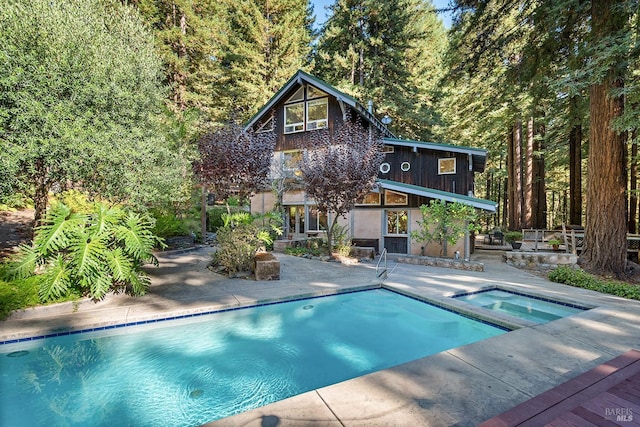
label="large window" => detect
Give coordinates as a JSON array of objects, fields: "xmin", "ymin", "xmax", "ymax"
[
  {"xmin": 386, "ymin": 210, "xmax": 408, "ymax": 235},
  {"xmin": 285, "ymin": 103, "xmax": 304, "ymax": 133},
  {"xmin": 356, "ymin": 192, "xmax": 381, "ymax": 205},
  {"xmin": 307, "ymin": 206, "xmax": 327, "ymax": 231},
  {"xmin": 283, "ymin": 85, "xmax": 328, "ymax": 134},
  {"xmin": 306, "ymin": 98, "xmax": 328, "ymax": 130},
  {"xmin": 384, "ymin": 190, "xmax": 408, "ymax": 205}
]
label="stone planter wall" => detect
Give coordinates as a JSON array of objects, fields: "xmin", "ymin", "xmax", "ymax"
[
  {"xmin": 504, "ymin": 251, "xmax": 578, "ymax": 269},
  {"xmin": 396, "ymin": 255, "xmax": 484, "ymax": 272}
]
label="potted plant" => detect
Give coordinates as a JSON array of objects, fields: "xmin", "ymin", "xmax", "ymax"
[
  {"xmin": 504, "ymin": 231, "xmax": 523, "ymax": 250},
  {"xmin": 548, "ymin": 238, "xmax": 562, "ymax": 251}
]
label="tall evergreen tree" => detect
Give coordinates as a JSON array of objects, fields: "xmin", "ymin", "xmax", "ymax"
[
  {"xmin": 314, "ymin": 0, "xmax": 446, "ymax": 139},
  {"xmin": 219, "ymin": 0, "xmax": 314, "ymax": 121}
]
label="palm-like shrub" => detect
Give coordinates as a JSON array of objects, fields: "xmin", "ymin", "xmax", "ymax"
[{"xmin": 2, "ymin": 202, "xmax": 164, "ymax": 301}]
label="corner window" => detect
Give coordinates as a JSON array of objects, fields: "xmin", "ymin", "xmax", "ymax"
[
  {"xmin": 285, "ymin": 102, "xmax": 304, "ymax": 133},
  {"xmin": 438, "ymin": 158, "xmax": 456, "ymax": 175},
  {"xmin": 386, "ymin": 210, "xmax": 408, "ymax": 235},
  {"xmin": 306, "ymin": 98, "xmax": 328, "ymax": 130},
  {"xmin": 384, "ymin": 190, "xmax": 407, "ymax": 205}
]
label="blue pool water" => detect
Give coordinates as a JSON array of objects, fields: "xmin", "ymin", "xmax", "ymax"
[
  {"xmin": 0, "ymin": 289, "xmax": 506, "ymax": 426},
  {"xmin": 453, "ymin": 289, "xmax": 587, "ymax": 323}
]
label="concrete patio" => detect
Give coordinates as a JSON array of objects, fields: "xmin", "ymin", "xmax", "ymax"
[{"xmin": 1, "ymin": 248, "xmax": 639, "ymax": 426}]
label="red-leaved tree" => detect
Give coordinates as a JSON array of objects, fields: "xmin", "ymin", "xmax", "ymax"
[
  {"xmin": 299, "ymin": 116, "xmax": 384, "ymax": 254},
  {"xmin": 194, "ymin": 122, "xmax": 276, "ymax": 239}
]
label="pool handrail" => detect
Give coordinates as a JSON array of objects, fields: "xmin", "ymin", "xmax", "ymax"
[{"xmin": 376, "ymin": 248, "xmax": 387, "ymax": 279}]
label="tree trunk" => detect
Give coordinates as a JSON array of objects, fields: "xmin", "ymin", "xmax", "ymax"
[
  {"xmin": 629, "ymin": 131, "xmax": 638, "ymax": 233},
  {"xmin": 580, "ymin": 0, "xmax": 627, "ymax": 277},
  {"xmin": 522, "ymin": 117, "xmax": 534, "ymax": 229},
  {"xmin": 33, "ymin": 157, "xmax": 49, "ymax": 228},
  {"xmin": 569, "ymin": 122, "xmax": 583, "ymax": 226},
  {"xmin": 508, "ymin": 121, "xmax": 523, "ymax": 230},
  {"xmin": 201, "ymin": 185, "xmax": 207, "ymax": 244},
  {"xmin": 533, "ymin": 122, "xmax": 547, "ymax": 229}
]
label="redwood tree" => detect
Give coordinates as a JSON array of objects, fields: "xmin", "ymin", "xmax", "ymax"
[
  {"xmin": 194, "ymin": 123, "xmax": 276, "ymax": 238},
  {"xmin": 298, "ymin": 117, "xmax": 384, "ymax": 254},
  {"xmin": 580, "ymin": 0, "xmax": 628, "ymax": 277}
]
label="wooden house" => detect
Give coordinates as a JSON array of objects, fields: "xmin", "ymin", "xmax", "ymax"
[{"xmin": 247, "ymin": 70, "xmax": 496, "ymax": 257}]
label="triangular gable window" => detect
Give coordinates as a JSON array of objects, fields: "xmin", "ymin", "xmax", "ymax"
[
  {"xmin": 307, "ymin": 85, "xmax": 328, "ymax": 99},
  {"xmin": 286, "ymin": 86, "xmax": 304, "ymax": 104},
  {"xmin": 256, "ymin": 116, "xmax": 274, "ymax": 133}
]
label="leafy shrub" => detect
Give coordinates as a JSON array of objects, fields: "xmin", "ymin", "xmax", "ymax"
[
  {"xmin": 331, "ymin": 223, "xmax": 352, "ymax": 256},
  {"xmin": 51, "ymin": 190, "xmax": 98, "ymax": 214},
  {"xmin": 212, "ymin": 212, "xmax": 283, "ymax": 275},
  {"xmin": 0, "ymin": 274, "xmax": 80, "ymax": 320},
  {"xmin": 213, "ymin": 224, "xmax": 264, "ymax": 275},
  {"xmin": 0, "ymin": 193, "xmax": 32, "ymax": 210},
  {"xmin": 549, "ymin": 266, "xmax": 640, "ymax": 300},
  {"xmin": 151, "ymin": 211, "xmax": 188, "ymax": 238},
  {"xmin": 1, "ymin": 201, "xmax": 165, "ymax": 301},
  {"xmin": 207, "ymin": 207, "xmax": 226, "ymax": 232}
]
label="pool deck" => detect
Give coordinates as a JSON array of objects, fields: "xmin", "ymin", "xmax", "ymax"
[{"xmin": 1, "ymin": 248, "xmax": 639, "ymax": 426}]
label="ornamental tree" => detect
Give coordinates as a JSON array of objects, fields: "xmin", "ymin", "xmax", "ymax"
[
  {"xmin": 193, "ymin": 122, "xmax": 276, "ymax": 239},
  {"xmin": 411, "ymin": 200, "xmax": 480, "ymax": 257},
  {"xmin": 298, "ymin": 116, "xmax": 384, "ymax": 254}
]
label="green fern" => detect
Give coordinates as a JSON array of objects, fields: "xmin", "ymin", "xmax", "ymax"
[
  {"xmin": 89, "ymin": 204, "xmax": 123, "ymax": 236},
  {"xmin": 2, "ymin": 199, "xmax": 164, "ymax": 302},
  {"xmin": 39, "ymin": 255, "xmax": 71, "ymax": 301},
  {"xmin": 69, "ymin": 229, "xmax": 107, "ymax": 278},
  {"xmin": 1, "ymin": 244, "xmax": 41, "ymax": 280},
  {"xmin": 34, "ymin": 204, "xmax": 86, "ymax": 256},
  {"xmin": 105, "ymin": 247, "xmax": 132, "ymax": 282}
]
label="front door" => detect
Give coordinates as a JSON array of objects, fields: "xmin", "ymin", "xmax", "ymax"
[
  {"xmin": 287, "ymin": 205, "xmax": 305, "ymax": 236},
  {"xmin": 384, "ymin": 210, "xmax": 409, "ymax": 254}
]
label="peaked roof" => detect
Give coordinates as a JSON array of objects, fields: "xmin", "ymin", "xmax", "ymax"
[
  {"xmin": 377, "ymin": 179, "xmax": 497, "ymax": 212},
  {"xmin": 244, "ymin": 70, "xmax": 396, "ymax": 138},
  {"xmin": 383, "ymin": 138, "xmax": 488, "ymax": 172}
]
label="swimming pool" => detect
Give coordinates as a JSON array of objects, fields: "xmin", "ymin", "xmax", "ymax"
[
  {"xmin": 452, "ymin": 288, "xmax": 588, "ymax": 324},
  {"xmin": 0, "ymin": 289, "xmax": 506, "ymax": 426}
]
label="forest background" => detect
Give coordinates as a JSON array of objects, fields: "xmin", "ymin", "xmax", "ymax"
[{"xmin": 1, "ymin": 0, "xmax": 639, "ymax": 278}]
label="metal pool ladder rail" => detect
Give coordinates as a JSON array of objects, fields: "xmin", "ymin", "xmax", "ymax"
[{"xmin": 376, "ymin": 248, "xmax": 388, "ymax": 280}]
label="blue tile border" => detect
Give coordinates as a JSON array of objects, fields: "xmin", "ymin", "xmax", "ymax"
[
  {"xmin": 382, "ymin": 287, "xmax": 512, "ymax": 332},
  {"xmin": 451, "ymin": 287, "xmax": 591, "ymax": 311},
  {"xmin": 0, "ymin": 287, "xmax": 379, "ymax": 346},
  {"xmin": 1, "ymin": 285, "xmax": 514, "ymax": 346}
]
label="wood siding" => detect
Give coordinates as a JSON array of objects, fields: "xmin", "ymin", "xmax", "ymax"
[
  {"xmin": 251, "ymin": 82, "xmax": 476, "ymax": 199},
  {"xmin": 379, "ymin": 147, "xmax": 474, "ymax": 195}
]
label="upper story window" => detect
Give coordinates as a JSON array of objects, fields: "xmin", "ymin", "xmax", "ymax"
[
  {"xmin": 256, "ymin": 116, "xmax": 274, "ymax": 133},
  {"xmin": 284, "ymin": 85, "xmax": 329, "ymax": 134},
  {"xmin": 385, "ymin": 190, "xmax": 408, "ymax": 205},
  {"xmin": 382, "ymin": 145, "xmax": 395, "ymax": 153},
  {"xmin": 356, "ymin": 191, "xmax": 381, "ymax": 205},
  {"xmin": 285, "ymin": 103, "xmax": 304, "ymax": 133},
  {"xmin": 438, "ymin": 158, "xmax": 456, "ymax": 175},
  {"xmin": 306, "ymin": 98, "xmax": 328, "ymax": 130}
]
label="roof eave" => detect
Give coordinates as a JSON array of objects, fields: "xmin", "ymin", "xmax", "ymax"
[{"xmin": 376, "ymin": 179, "xmax": 497, "ymax": 212}]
